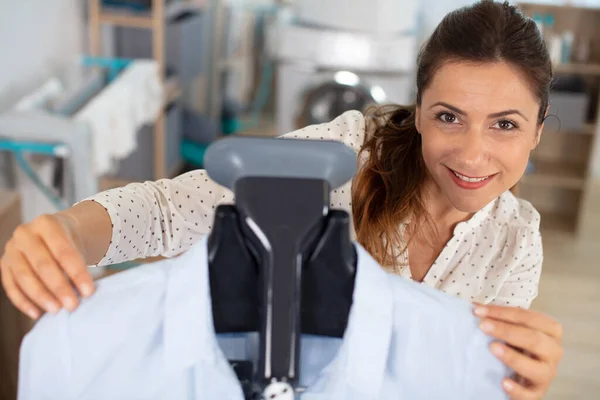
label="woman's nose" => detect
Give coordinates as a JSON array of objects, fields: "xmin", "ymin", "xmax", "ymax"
[{"xmin": 456, "ymin": 130, "xmax": 487, "ymax": 167}]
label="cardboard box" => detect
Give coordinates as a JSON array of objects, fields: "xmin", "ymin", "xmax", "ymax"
[{"xmin": 0, "ymin": 190, "xmax": 34, "ymax": 400}]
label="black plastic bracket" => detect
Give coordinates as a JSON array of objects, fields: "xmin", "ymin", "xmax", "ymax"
[{"xmin": 208, "ymin": 178, "xmax": 356, "ymax": 395}]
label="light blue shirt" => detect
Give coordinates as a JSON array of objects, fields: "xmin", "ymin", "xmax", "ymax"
[{"xmin": 19, "ymin": 236, "xmax": 510, "ymax": 400}]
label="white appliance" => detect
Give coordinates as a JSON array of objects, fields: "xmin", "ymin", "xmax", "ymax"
[
  {"xmin": 272, "ymin": 21, "xmax": 417, "ymax": 134},
  {"xmin": 292, "ymin": 0, "xmax": 419, "ymax": 35}
]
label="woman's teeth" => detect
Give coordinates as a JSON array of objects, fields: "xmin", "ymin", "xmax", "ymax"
[{"xmin": 453, "ymin": 171, "xmax": 490, "ymax": 183}]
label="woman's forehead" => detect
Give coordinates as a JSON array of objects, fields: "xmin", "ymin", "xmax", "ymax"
[{"xmin": 421, "ymin": 61, "xmax": 540, "ymax": 114}]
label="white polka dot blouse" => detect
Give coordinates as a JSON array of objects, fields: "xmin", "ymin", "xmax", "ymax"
[{"xmin": 86, "ymin": 110, "xmax": 543, "ymax": 309}]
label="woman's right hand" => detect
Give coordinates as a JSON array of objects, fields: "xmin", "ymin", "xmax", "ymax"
[{"xmin": 0, "ymin": 213, "xmax": 95, "ymax": 320}]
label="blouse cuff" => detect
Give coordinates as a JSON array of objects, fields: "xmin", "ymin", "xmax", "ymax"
[{"xmin": 78, "ymin": 195, "xmax": 123, "ymax": 267}]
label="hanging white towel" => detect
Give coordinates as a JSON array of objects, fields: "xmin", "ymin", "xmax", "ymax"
[{"xmin": 74, "ymin": 60, "xmax": 164, "ymax": 176}]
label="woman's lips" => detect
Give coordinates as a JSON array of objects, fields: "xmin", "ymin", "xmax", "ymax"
[{"xmin": 447, "ymin": 167, "xmax": 496, "ymax": 190}]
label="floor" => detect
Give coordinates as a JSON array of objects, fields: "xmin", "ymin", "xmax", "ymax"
[{"xmin": 533, "ymin": 229, "xmax": 600, "ymax": 399}]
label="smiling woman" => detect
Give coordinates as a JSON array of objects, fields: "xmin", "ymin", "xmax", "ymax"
[{"xmin": 353, "ymin": 7, "xmax": 552, "ymax": 270}]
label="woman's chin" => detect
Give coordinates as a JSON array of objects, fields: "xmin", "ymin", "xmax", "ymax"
[{"xmin": 445, "ymin": 190, "xmax": 497, "ymax": 214}]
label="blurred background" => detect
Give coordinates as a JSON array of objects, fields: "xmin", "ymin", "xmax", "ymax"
[{"xmin": 0, "ymin": 0, "xmax": 599, "ymax": 399}]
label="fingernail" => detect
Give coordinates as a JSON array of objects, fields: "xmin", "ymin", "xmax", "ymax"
[
  {"xmin": 63, "ymin": 297, "xmax": 76, "ymax": 311},
  {"xmin": 46, "ymin": 302, "xmax": 60, "ymax": 314},
  {"xmin": 27, "ymin": 309, "xmax": 40, "ymax": 320},
  {"xmin": 80, "ymin": 283, "xmax": 93, "ymax": 297},
  {"xmin": 474, "ymin": 306, "xmax": 488, "ymax": 317},
  {"xmin": 480, "ymin": 321, "xmax": 494, "ymax": 333},
  {"xmin": 503, "ymin": 379, "xmax": 514, "ymax": 391},
  {"xmin": 491, "ymin": 343, "xmax": 504, "ymax": 356}
]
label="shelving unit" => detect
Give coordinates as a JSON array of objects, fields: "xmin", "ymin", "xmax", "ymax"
[
  {"xmin": 205, "ymin": 0, "xmax": 258, "ymax": 123},
  {"xmin": 87, "ymin": 0, "xmax": 184, "ymax": 180},
  {"xmin": 521, "ymin": 159, "xmax": 588, "ymax": 190},
  {"xmin": 518, "ymin": 2, "xmax": 600, "ymax": 236},
  {"xmin": 97, "ymin": 7, "xmax": 156, "ymax": 29},
  {"xmin": 87, "ymin": 0, "xmax": 248, "ymax": 180},
  {"xmin": 554, "ymin": 63, "xmax": 600, "ymax": 76}
]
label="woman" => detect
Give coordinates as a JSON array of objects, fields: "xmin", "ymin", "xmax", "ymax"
[{"xmin": 1, "ymin": 1, "xmax": 562, "ymax": 398}]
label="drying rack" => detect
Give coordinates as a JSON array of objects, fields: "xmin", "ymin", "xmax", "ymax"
[{"xmin": 0, "ymin": 58, "xmax": 168, "ymax": 276}]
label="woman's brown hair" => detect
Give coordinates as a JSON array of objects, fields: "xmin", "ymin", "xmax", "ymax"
[{"xmin": 351, "ymin": 0, "xmax": 552, "ymax": 266}]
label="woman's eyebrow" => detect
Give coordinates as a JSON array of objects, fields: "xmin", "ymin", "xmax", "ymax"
[
  {"xmin": 428, "ymin": 102, "xmax": 529, "ymax": 121},
  {"xmin": 488, "ymin": 109, "xmax": 529, "ymax": 122},
  {"xmin": 429, "ymin": 102, "xmax": 466, "ymax": 115}
]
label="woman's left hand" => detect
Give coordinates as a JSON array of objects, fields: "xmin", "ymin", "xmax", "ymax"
[{"xmin": 473, "ymin": 304, "xmax": 564, "ymax": 400}]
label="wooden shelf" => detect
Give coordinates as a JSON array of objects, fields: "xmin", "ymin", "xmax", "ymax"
[
  {"xmin": 99, "ymin": 8, "xmax": 154, "ymax": 29},
  {"xmin": 554, "ymin": 63, "xmax": 600, "ymax": 76},
  {"xmin": 551, "ymin": 123, "xmax": 597, "ymax": 136},
  {"xmin": 519, "ymin": 2, "xmax": 600, "ymax": 12},
  {"xmin": 99, "ymin": 1, "xmax": 205, "ymax": 29},
  {"xmin": 99, "ymin": 177, "xmax": 134, "ymax": 191},
  {"xmin": 521, "ymin": 160, "xmax": 588, "ymax": 190}
]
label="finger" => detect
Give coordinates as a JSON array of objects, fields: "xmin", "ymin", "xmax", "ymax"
[
  {"xmin": 480, "ymin": 318, "xmax": 563, "ymax": 363},
  {"xmin": 474, "ymin": 304, "xmax": 562, "ymax": 340},
  {"xmin": 6, "ymin": 244, "xmax": 61, "ymax": 314},
  {"xmin": 490, "ymin": 342, "xmax": 553, "ymax": 386},
  {"xmin": 503, "ymin": 378, "xmax": 542, "ymax": 400},
  {"xmin": 14, "ymin": 229, "xmax": 79, "ymax": 311},
  {"xmin": 1, "ymin": 259, "xmax": 41, "ymax": 320},
  {"xmin": 38, "ymin": 219, "xmax": 94, "ymax": 298}
]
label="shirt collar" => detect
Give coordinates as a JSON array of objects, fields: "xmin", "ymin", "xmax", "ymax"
[
  {"xmin": 452, "ymin": 196, "xmax": 496, "ymax": 236},
  {"xmin": 401, "ymin": 193, "xmax": 496, "ymax": 234},
  {"xmin": 163, "ymin": 237, "xmax": 394, "ymax": 398}
]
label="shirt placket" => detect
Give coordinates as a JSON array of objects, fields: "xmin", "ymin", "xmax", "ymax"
[{"xmin": 421, "ymin": 221, "xmax": 469, "ymax": 288}]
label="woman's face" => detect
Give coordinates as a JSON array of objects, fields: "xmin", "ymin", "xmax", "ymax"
[{"xmin": 415, "ymin": 61, "xmax": 544, "ymax": 213}]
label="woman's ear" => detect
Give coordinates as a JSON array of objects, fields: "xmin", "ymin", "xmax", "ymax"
[
  {"xmin": 534, "ymin": 105, "xmax": 549, "ymax": 148},
  {"xmin": 415, "ymin": 106, "xmax": 421, "ymax": 134}
]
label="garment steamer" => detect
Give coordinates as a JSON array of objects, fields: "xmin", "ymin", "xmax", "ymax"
[{"xmin": 205, "ymin": 136, "xmax": 357, "ymax": 399}]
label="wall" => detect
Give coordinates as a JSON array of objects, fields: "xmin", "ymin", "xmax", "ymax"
[
  {"xmin": 0, "ymin": 0, "xmax": 84, "ymax": 108},
  {"xmin": 0, "ymin": 0, "xmax": 84, "ymax": 187}
]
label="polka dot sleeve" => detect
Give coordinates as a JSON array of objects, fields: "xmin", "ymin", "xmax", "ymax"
[
  {"xmin": 86, "ymin": 169, "xmax": 234, "ymax": 266},
  {"xmin": 85, "ymin": 110, "xmax": 368, "ymax": 266},
  {"xmin": 279, "ymin": 110, "xmax": 367, "ymax": 153},
  {"xmin": 490, "ymin": 228, "xmax": 543, "ymax": 309}
]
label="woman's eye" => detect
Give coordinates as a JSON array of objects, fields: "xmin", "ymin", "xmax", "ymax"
[
  {"xmin": 493, "ymin": 120, "xmax": 517, "ymax": 130},
  {"xmin": 438, "ymin": 112, "xmax": 459, "ymax": 124}
]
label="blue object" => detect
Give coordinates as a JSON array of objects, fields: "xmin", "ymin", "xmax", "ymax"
[
  {"xmin": 182, "ymin": 109, "xmax": 218, "ymax": 145},
  {"xmin": 544, "ymin": 13, "xmax": 555, "ymax": 29},
  {"xmin": 18, "ymin": 237, "xmax": 511, "ymax": 399},
  {"xmin": 0, "ymin": 140, "xmax": 69, "ymax": 210},
  {"xmin": 0, "ymin": 140, "xmax": 66, "ymax": 157},
  {"xmin": 525, "ymin": 160, "xmax": 536, "ymax": 174},
  {"xmin": 181, "ymin": 140, "xmax": 208, "ymax": 168},
  {"xmin": 101, "ymin": 0, "xmax": 151, "ymax": 12},
  {"xmin": 14, "ymin": 152, "xmax": 67, "ymax": 211},
  {"xmin": 221, "ymin": 118, "xmax": 241, "ymax": 135},
  {"xmin": 81, "ymin": 56, "xmax": 133, "ymax": 82}
]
